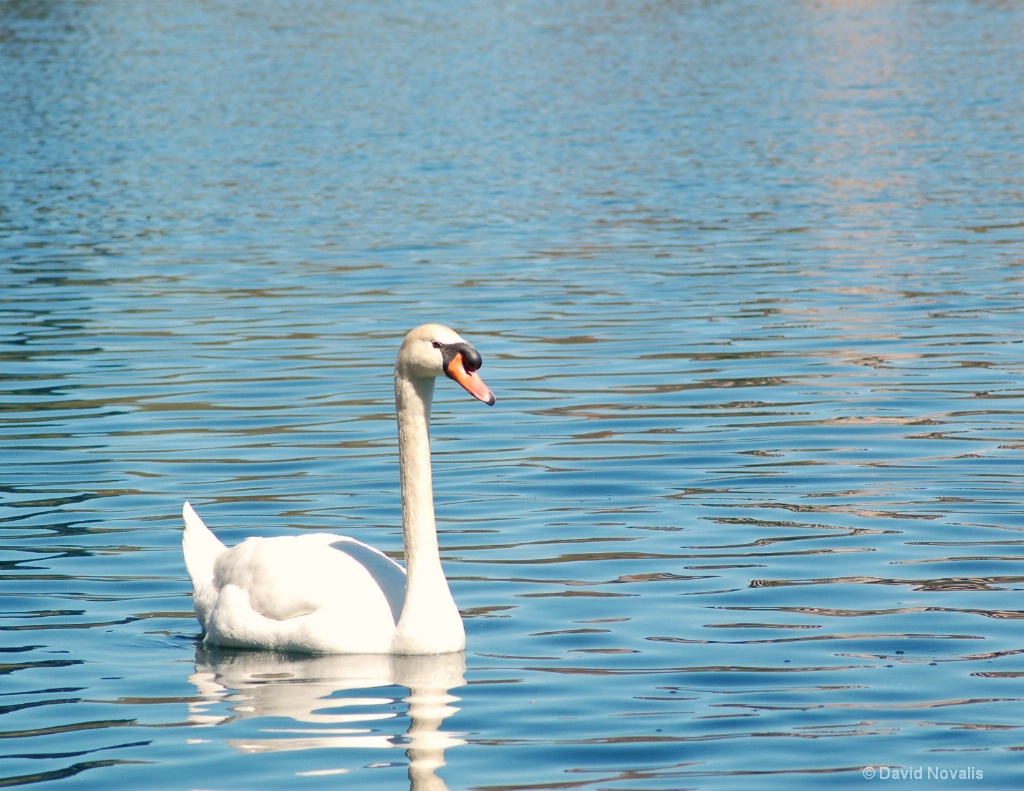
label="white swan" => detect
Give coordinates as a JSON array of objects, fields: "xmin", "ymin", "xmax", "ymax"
[{"xmin": 182, "ymin": 324, "xmax": 495, "ymax": 654}]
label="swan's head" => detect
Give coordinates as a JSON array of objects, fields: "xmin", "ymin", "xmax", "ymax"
[{"xmin": 397, "ymin": 324, "xmax": 496, "ymax": 405}]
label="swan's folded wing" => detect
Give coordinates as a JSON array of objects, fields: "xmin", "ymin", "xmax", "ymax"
[
  {"xmin": 212, "ymin": 534, "xmax": 406, "ymax": 625},
  {"xmin": 330, "ymin": 538, "xmax": 407, "ymax": 625}
]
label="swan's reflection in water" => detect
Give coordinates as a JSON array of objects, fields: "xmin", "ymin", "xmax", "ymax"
[{"xmin": 188, "ymin": 646, "xmax": 466, "ymax": 788}]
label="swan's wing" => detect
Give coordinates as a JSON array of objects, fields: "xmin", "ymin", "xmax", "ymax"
[
  {"xmin": 330, "ymin": 538, "xmax": 407, "ymax": 625},
  {"xmin": 194, "ymin": 528, "xmax": 409, "ymax": 653},
  {"xmin": 212, "ymin": 534, "xmax": 406, "ymax": 624}
]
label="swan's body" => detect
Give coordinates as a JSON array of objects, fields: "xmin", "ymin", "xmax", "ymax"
[{"xmin": 182, "ymin": 324, "xmax": 495, "ymax": 655}]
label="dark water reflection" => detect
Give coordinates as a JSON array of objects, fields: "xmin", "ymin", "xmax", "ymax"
[{"xmin": 3, "ymin": 0, "xmax": 1024, "ymax": 788}]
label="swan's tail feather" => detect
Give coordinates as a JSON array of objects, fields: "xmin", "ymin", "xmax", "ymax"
[{"xmin": 182, "ymin": 501, "xmax": 225, "ymax": 587}]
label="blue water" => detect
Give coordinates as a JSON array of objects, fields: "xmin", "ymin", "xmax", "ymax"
[{"xmin": 2, "ymin": 1, "xmax": 1024, "ymax": 788}]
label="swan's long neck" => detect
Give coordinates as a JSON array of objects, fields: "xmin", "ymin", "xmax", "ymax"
[{"xmin": 393, "ymin": 372, "xmax": 465, "ymax": 653}]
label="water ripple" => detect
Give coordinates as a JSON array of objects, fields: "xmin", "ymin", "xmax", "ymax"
[{"xmin": 3, "ymin": 0, "xmax": 1024, "ymax": 788}]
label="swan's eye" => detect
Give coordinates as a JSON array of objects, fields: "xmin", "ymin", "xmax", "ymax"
[{"xmin": 431, "ymin": 341, "xmax": 442, "ymax": 349}]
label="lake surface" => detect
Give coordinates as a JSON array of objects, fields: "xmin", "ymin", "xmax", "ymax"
[{"xmin": 2, "ymin": 0, "xmax": 1024, "ymax": 788}]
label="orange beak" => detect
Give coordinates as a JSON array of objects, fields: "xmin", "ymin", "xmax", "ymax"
[{"xmin": 447, "ymin": 352, "xmax": 496, "ymax": 405}]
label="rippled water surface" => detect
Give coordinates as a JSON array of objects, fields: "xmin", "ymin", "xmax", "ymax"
[{"xmin": 3, "ymin": 1, "xmax": 1024, "ymax": 788}]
